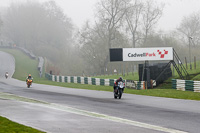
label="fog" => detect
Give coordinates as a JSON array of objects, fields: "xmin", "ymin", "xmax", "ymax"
[{"xmin": 0, "ymin": 0, "xmax": 200, "ymax": 76}]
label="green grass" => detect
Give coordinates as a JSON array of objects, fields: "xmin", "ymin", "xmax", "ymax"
[
  {"xmin": 169, "ymin": 61, "xmax": 200, "ymax": 80},
  {"xmin": 0, "ymin": 116, "xmax": 44, "ymax": 133},
  {"xmin": 125, "ymin": 88, "xmax": 200, "ymax": 100}
]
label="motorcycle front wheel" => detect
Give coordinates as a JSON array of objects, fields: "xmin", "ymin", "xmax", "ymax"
[
  {"xmin": 119, "ymin": 89, "xmax": 122, "ymax": 99},
  {"xmin": 27, "ymin": 84, "xmax": 30, "ymax": 88}
]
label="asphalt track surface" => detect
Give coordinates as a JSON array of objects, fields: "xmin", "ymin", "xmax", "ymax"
[
  {"xmin": 0, "ymin": 51, "xmax": 15, "ymax": 78},
  {"xmin": 0, "ymin": 51, "xmax": 200, "ymax": 133}
]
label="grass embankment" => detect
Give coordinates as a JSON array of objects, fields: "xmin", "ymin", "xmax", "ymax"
[
  {"xmin": 171, "ymin": 61, "xmax": 200, "ymax": 80},
  {"xmin": 0, "ymin": 116, "xmax": 44, "ymax": 133},
  {"xmin": 0, "ymin": 48, "xmax": 39, "ymax": 81}
]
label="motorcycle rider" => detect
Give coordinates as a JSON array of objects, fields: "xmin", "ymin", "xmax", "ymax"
[
  {"xmin": 5, "ymin": 72, "xmax": 8, "ymax": 79},
  {"xmin": 26, "ymin": 74, "xmax": 33, "ymax": 82},
  {"xmin": 113, "ymin": 77, "xmax": 124, "ymax": 92}
]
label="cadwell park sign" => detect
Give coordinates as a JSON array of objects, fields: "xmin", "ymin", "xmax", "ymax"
[{"xmin": 110, "ymin": 47, "xmax": 173, "ymax": 62}]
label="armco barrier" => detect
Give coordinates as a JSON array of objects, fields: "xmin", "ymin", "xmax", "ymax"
[
  {"xmin": 45, "ymin": 73, "xmax": 117, "ymax": 87},
  {"xmin": 45, "ymin": 73, "xmax": 148, "ymax": 89},
  {"xmin": 38, "ymin": 57, "xmax": 44, "ymax": 77},
  {"xmin": 17, "ymin": 47, "xmax": 36, "ymax": 59},
  {"xmin": 172, "ymin": 79, "xmax": 200, "ymax": 92}
]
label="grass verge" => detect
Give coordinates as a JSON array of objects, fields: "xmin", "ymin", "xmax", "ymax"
[{"xmin": 0, "ymin": 116, "xmax": 44, "ymax": 133}]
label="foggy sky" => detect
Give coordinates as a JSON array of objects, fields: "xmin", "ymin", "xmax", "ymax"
[{"xmin": 0, "ymin": 0, "xmax": 200, "ymax": 31}]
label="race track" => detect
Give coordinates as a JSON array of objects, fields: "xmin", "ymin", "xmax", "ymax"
[
  {"xmin": 0, "ymin": 51, "xmax": 15, "ymax": 78},
  {"xmin": 0, "ymin": 51, "xmax": 200, "ymax": 133}
]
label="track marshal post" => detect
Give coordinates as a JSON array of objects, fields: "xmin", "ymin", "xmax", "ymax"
[{"xmin": 109, "ymin": 47, "xmax": 189, "ymax": 89}]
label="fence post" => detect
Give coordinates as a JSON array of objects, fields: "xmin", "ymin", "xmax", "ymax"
[
  {"xmin": 185, "ymin": 57, "xmax": 187, "ymax": 69},
  {"xmin": 126, "ymin": 63, "xmax": 128, "ymax": 76}
]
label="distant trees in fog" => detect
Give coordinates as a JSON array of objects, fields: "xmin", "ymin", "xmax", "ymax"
[
  {"xmin": 0, "ymin": 0, "xmax": 200, "ymax": 76},
  {"xmin": 0, "ymin": 1, "xmax": 77, "ymax": 75},
  {"xmin": 78, "ymin": 0, "xmax": 165, "ymax": 75},
  {"xmin": 177, "ymin": 12, "xmax": 200, "ymax": 47}
]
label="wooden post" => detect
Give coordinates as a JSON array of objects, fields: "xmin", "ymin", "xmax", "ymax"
[
  {"xmin": 143, "ymin": 81, "xmax": 146, "ymax": 90},
  {"xmin": 185, "ymin": 57, "xmax": 187, "ymax": 69},
  {"xmin": 172, "ymin": 63, "xmax": 175, "ymax": 77},
  {"xmin": 121, "ymin": 64, "xmax": 123, "ymax": 76},
  {"xmin": 126, "ymin": 63, "xmax": 128, "ymax": 76},
  {"xmin": 151, "ymin": 79, "xmax": 153, "ymax": 89},
  {"xmin": 146, "ymin": 81, "xmax": 147, "ymax": 90},
  {"xmin": 108, "ymin": 66, "xmax": 109, "ymax": 76},
  {"xmin": 111, "ymin": 66, "xmax": 113, "ymax": 75},
  {"xmin": 132, "ymin": 64, "xmax": 133, "ymax": 75},
  {"xmin": 122, "ymin": 62, "xmax": 125, "ymax": 76},
  {"xmin": 194, "ymin": 56, "xmax": 196, "ymax": 69}
]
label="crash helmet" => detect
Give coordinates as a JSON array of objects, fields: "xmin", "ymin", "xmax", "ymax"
[{"xmin": 119, "ymin": 77, "xmax": 122, "ymax": 81}]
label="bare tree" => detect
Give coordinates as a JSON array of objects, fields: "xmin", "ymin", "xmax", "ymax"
[
  {"xmin": 125, "ymin": 0, "xmax": 143, "ymax": 48},
  {"xmin": 79, "ymin": 21, "xmax": 111, "ymax": 75},
  {"xmin": 93, "ymin": 0, "xmax": 131, "ymax": 73},
  {"xmin": 177, "ymin": 12, "xmax": 200, "ymax": 47},
  {"xmin": 79, "ymin": 20, "xmax": 129, "ymax": 75},
  {"xmin": 96, "ymin": 0, "xmax": 130, "ymax": 48},
  {"xmin": 142, "ymin": 0, "xmax": 164, "ymax": 45}
]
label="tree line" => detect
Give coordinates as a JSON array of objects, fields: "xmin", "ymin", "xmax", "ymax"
[{"xmin": 0, "ymin": 0, "xmax": 200, "ymax": 76}]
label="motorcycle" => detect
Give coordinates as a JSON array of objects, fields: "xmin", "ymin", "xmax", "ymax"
[
  {"xmin": 114, "ymin": 81, "xmax": 125, "ymax": 99},
  {"xmin": 5, "ymin": 72, "xmax": 8, "ymax": 79},
  {"xmin": 27, "ymin": 79, "xmax": 33, "ymax": 88}
]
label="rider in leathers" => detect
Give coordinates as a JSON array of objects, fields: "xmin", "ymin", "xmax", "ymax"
[
  {"xmin": 113, "ymin": 77, "xmax": 124, "ymax": 92},
  {"xmin": 26, "ymin": 74, "xmax": 33, "ymax": 82}
]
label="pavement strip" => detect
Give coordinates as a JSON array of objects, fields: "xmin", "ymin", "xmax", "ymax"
[{"xmin": 0, "ymin": 92, "xmax": 188, "ymax": 133}]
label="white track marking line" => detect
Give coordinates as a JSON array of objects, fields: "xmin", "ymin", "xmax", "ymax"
[{"xmin": 0, "ymin": 92, "xmax": 188, "ymax": 133}]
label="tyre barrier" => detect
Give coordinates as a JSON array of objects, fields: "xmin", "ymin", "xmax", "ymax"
[
  {"xmin": 126, "ymin": 80, "xmax": 145, "ymax": 89},
  {"xmin": 126, "ymin": 80, "xmax": 156, "ymax": 90},
  {"xmin": 45, "ymin": 73, "xmax": 118, "ymax": 87},
  {"xmin": 45, "ymin": 73, "xmax": 150, "ymax": 90},
  {"xmin": 172, "ymin": 79, "xmax": 200, "ymax": 92}
]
